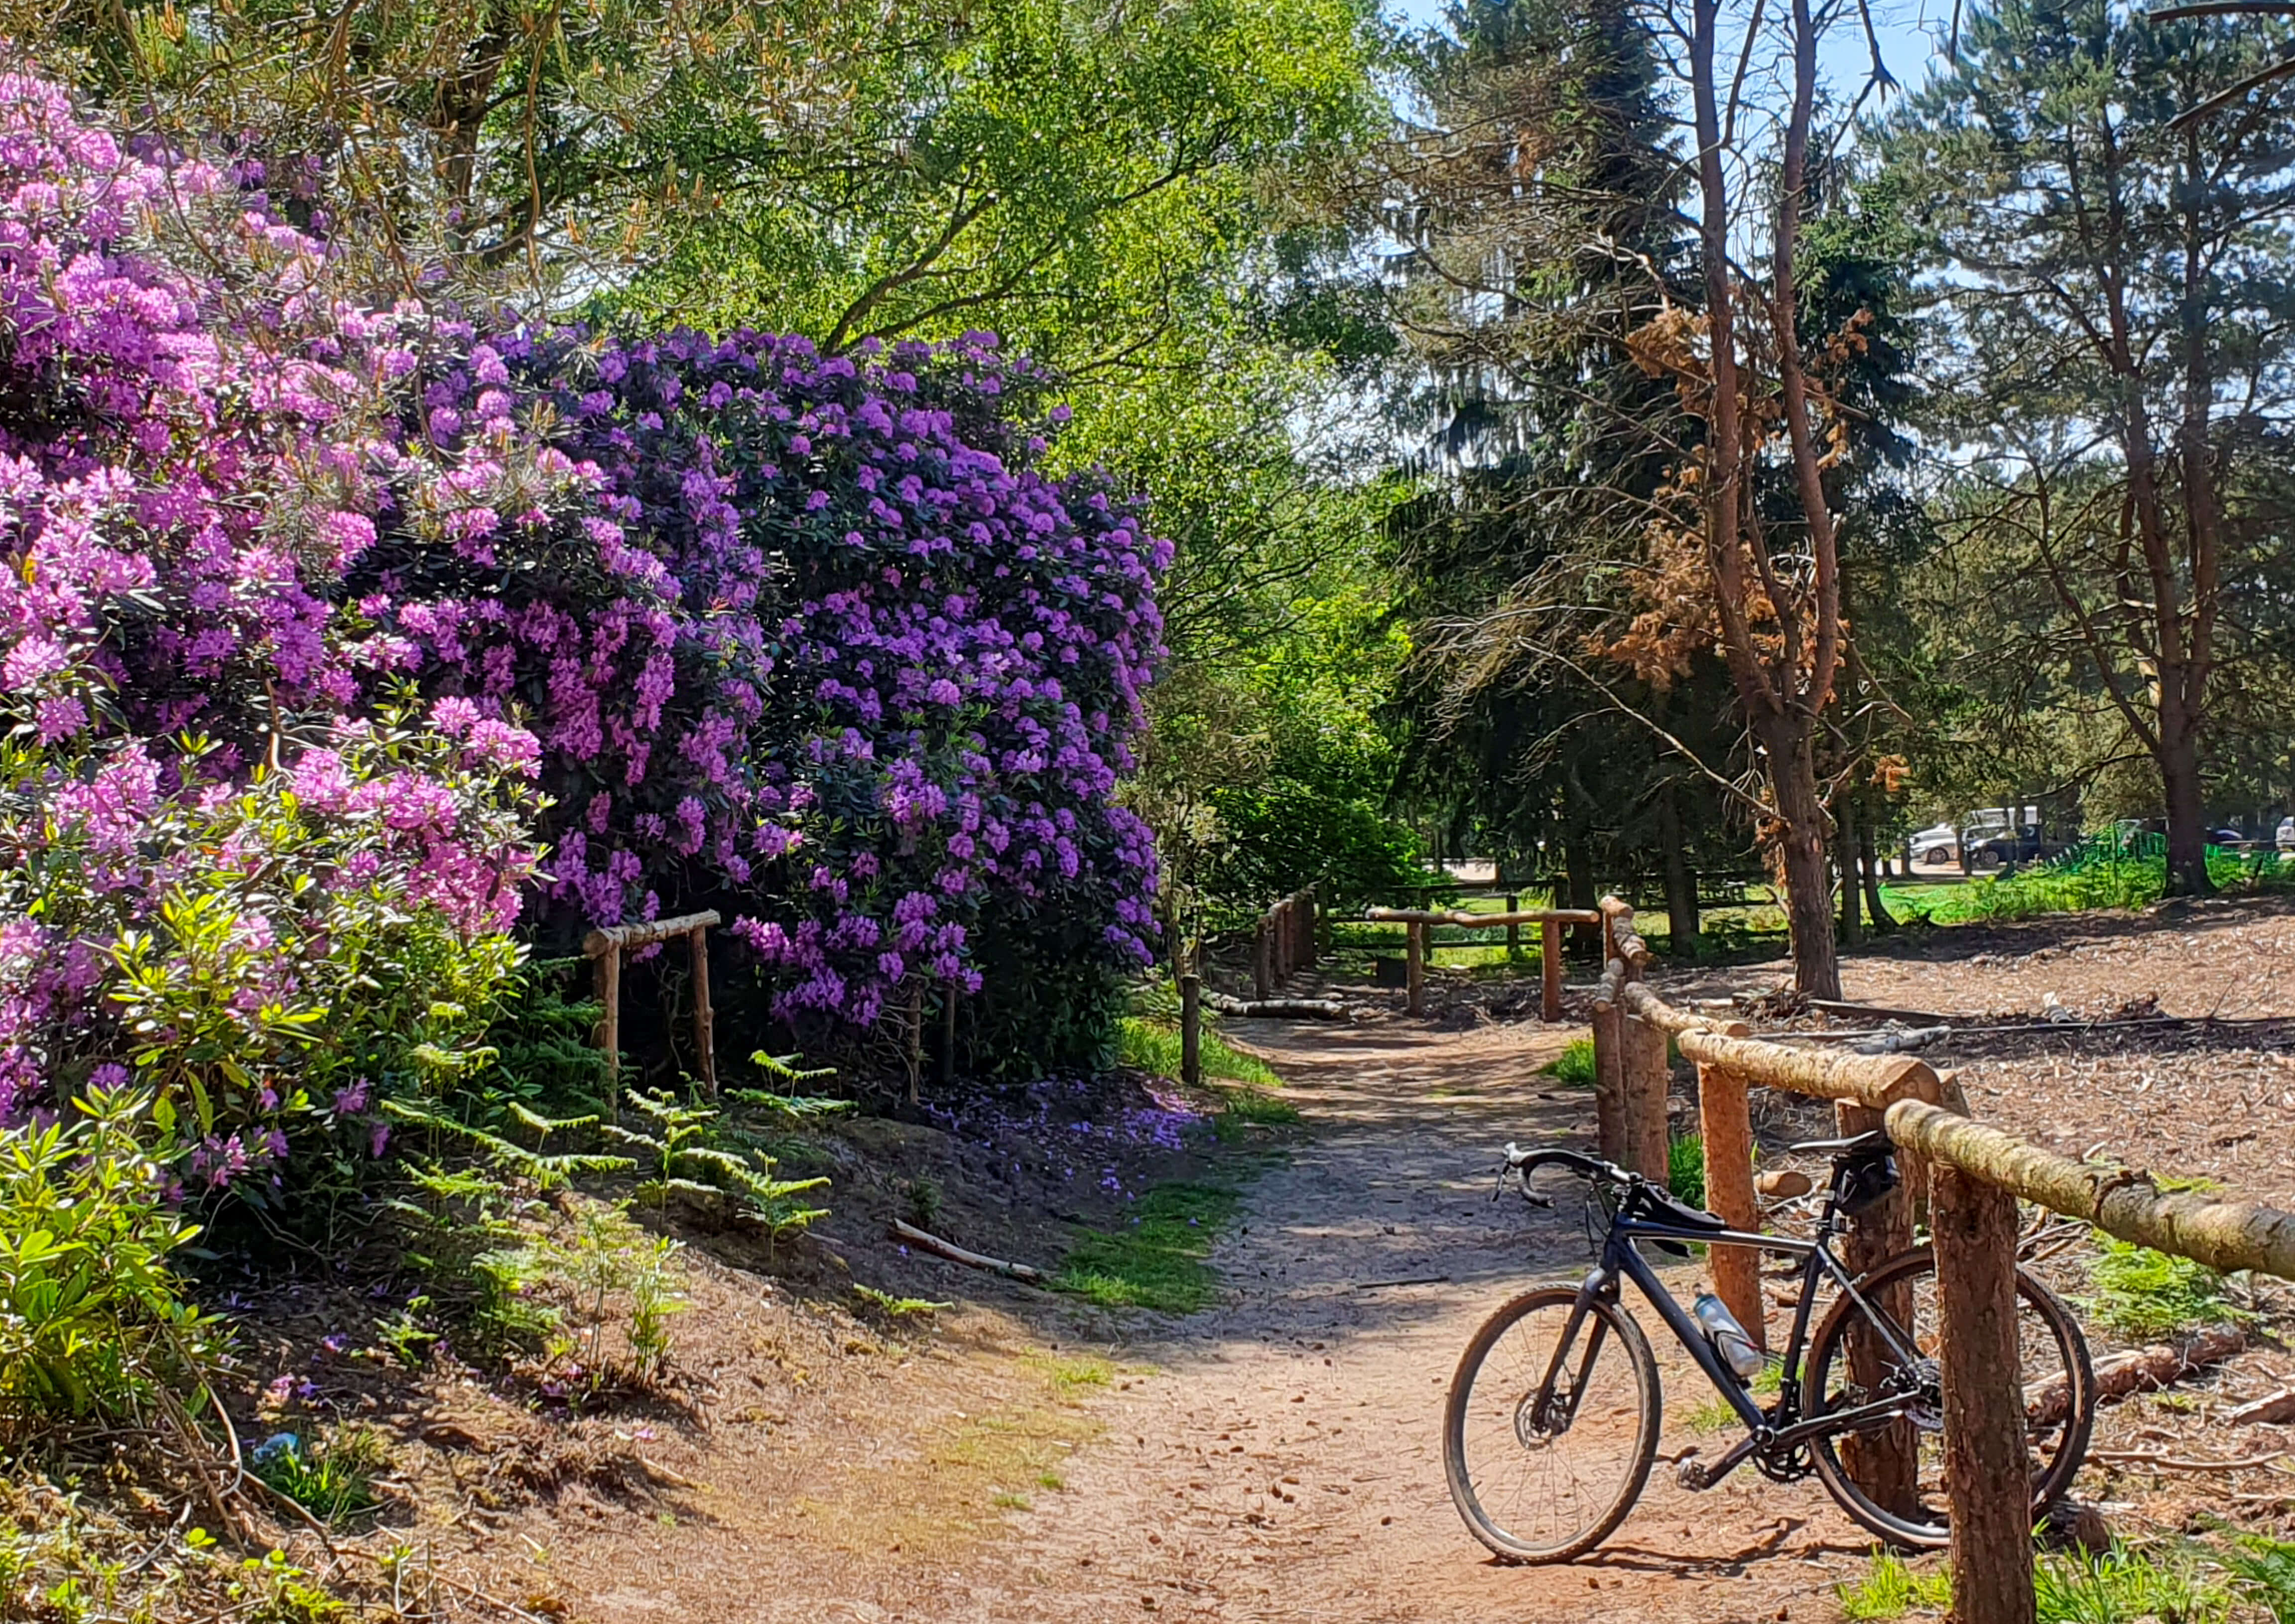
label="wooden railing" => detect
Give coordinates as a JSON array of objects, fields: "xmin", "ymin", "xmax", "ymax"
[
  {"xmin": 1365, "ymin": 904, "xmax": 1599, "ymax": 1019},
  {"xmin": 1589, "ymin": 895, "xmax": 2295, "ymax": 1624},
  {"xmin": 582, "ymin": 909, "xmax": 721, "ymax": 1110},
  {"xmin": 1254, "ymin": 887, "xmax": 1319, "ymax": 999}
]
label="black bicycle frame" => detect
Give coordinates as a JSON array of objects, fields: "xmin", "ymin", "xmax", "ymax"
[{"xmin": 1533, "ymin": 1200, "xmax": 1929, "ymax": 1467}]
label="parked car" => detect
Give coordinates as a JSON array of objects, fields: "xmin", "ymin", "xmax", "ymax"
[
  {"xmin": 1910, "ymin": 821, "xmax": 1960, "ymax": 865},
  {"xmin": 2280, "ymin": 814, "xmax": 2295, "ymax": 854}
]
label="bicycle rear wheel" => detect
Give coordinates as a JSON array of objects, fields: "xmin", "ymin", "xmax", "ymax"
[
  {"xmin": 1801, "ymin": 1247, "xmax": 2095, "ymax": 1548},
  {"xmin": 1443, "ymin": 1285, "xmax": 1661, "ymax": 1563}
]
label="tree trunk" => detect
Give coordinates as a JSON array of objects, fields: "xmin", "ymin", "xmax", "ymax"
[
  {"xmin": 1658, "ymin": 782, "xmax": 1700, "ymax": 958},
  {"xmin": 2160, "ymin": 712, "xmax": 2213, "ymax": 897},
  {"xmin": 1838, "ymin": 792, "xmax": 1865, "ymax": 948},
  {"xmin": 1762, "ymin": 721, "xmax": 1843, "ymax": 999},
  {"xmin": 1564, "ymin": 838, "xmax": 1600, "ymax": 958},
  {"xmin": 1859, "ymin": 817, "xmax": 1897, "ymax": 932}
]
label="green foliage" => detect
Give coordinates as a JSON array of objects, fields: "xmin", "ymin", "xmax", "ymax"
[
  {"xmin": 0, "ymin": 1086, "xmax": 218, "ymax": 1429},
  {"xmin": 901, "ymin": 1178, "xmax": 943, "ymax": 1232},
  {"xmin": 249, "ymin": 1428, "xmax": 385, "ymax": 1522},
  {"xmin": 853, "ymin": 1285, "xmax": 952, "ymax": 1319},
  {"xmin": 604, "ymin": 1089, "xmax": 830, "ymax": 1237},
  {"xmin": 1054, "ymin": 1182, "xmax": 1240, "ymax": 1314},
  {"xmin": 1542, "ymin": 1038, "xmax": 1597, "ymax": 1088},
  {"xmin": 1925, "ymin": 840, "xmax": 2295, "ymax": 925},
  {"xmin": 1115, "ymin": 1017, "xmax": 1281, "ymax": 1090},
  {"xmin": 1667, "ymin": 1134, "xmax": 1705, "ymax": 1211},
  {"xmin": 1218, "ymin": 1089, "xmax": 1300, "ymax": 1128},
  {"xmin": 2082, "ymin": 1235, "xmax": 2248, "ymax": 1343},
  {"xmin": 2222, "ymin": 1534, "xmax": 2295, "ymax": 1623},
  {"xmin": 2033, "ymin": 1542, "xmax": 2230, "ymax": 1624},
  {"xmin": 1838, "ymin": 1551, "xmax": 1953, "ymax": 1620}
]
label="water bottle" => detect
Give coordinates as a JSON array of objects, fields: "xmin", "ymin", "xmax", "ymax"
[{"xmin": 1693, "ymin": 1292, "xmax": 1765, "ymax": 1381}]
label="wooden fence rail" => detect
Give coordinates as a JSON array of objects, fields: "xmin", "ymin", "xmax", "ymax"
[
  {"xmin": 581, "ymin": 909, "xmax": 723, "ymax": 1113},
  {"xmin": 1588, "ymin": 895, "xmax": 2295, "ymax": 1624},
  {"xmin": 1364, "ymin": 905, "xmax": 1598, "ymax": 1020}
]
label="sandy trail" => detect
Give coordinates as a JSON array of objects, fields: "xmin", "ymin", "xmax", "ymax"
[{"xmin": 974, "ymin": 1013, "xmax": 1878, "ymax": 1624}]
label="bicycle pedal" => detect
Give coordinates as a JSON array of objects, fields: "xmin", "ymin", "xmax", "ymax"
[{"xmin": 1674, "ymin": 1454, "xmax": 1712, "ymax": 1491}]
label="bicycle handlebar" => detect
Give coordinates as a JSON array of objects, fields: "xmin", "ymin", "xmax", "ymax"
[{"xmin": 1503, "ymin": 1143, "xmax": 1638, "ymax": 1189}]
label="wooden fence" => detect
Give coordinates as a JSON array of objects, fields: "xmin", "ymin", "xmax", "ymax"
[
  {"xmin": 1365, "ymin": 904, "xmax": 1599, "ymax": 1021},
  {"xmin": 1589, "ymin": 895, "xmax": 2295, "ymax": 1624},
  {"xmin": 583, "ymin": 909, "xmax": 721, "ymax": 1111}
]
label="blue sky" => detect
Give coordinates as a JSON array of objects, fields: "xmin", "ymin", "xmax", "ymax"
[{"xmin": 1385, "ymin": 0, "xmax": 1965, "ymax": 103}]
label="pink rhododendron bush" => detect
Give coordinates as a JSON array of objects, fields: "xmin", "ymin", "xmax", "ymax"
[{"xmin": 0, "ymin": 66, "xmax": 1165, "ymax": 1193}]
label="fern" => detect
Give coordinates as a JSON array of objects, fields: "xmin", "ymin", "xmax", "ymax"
[{"xmin": 606, "ymin": 1088, "xmax": 830, "ymax": 1236}]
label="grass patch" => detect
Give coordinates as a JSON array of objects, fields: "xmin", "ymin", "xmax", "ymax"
[
  {"xmin": 853, "ymin": 1284, "xmax": 952, "ymax": 1319},
  {"xmin": 2082, "ymin": 1234, "xmax": 2248, "ymax": 1342},
  {"xmin": 1116, "ymin": 1016, "xmax": 1281, "ymax": 1090},
  {"xmin": 2035, "ymin": 1542, "xmax": 2231, "ymax": 1624},
  {"xmin": 1839, "ymin": 1551, "xmax": 1952, "ymax": 1621},
  {"xmin": 1542, "ymin": 1037, "xmax": 1596, "ymax": 1087},
  {"xmin": 1678, "ymin": 1359, "xmax": 1781, "ymax": 1434},
  {"xmin": 1668, "ymin": 1133, "xmax": 1705, "ymax": 1209},
  {"xmin": 1021, "ymin": 1351, "xmax": 1114, "ymax": 1395},
  {"xmin": 1054, "ymin": 1181, "xmax": 1240, "ymax": 1314},
  {"xmin": 249, "ymin": 1427, "xmax": 385, "ymax": 1522},
  {"xmin": 1214, "ymin": 1087, "xmax": 1300, "ymax": 1141},
  {"xmin": 2223, "ymin": 1534, "xmax": 2295, "ymax": 1622},
  {"xmin": 1838, "ymin": 1540, "xmax": 2242, "ymax": 1624}
]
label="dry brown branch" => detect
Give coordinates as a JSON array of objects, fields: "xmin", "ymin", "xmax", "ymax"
[{"xmin": 890, "ymin": 1219, "xmax": 1049, "ymax": 1284}]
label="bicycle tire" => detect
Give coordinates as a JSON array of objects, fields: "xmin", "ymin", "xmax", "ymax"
[
  {"xmin": 1443, "ymin": 1285, "xmax": 1661, "ymax": 1563},
  {"xmin": 1801, "ymin": 1247, "xmax": 2095, "ymax": 1548}
]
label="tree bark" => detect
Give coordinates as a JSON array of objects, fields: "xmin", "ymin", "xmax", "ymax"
[
  {"xmin": 1838, "ymin": 791, "xmax": 1865, "ymax": 948},
  {"xmin": 1859, "ymin": 816, "xmax": 1897, "ymax": 932},
  {"xmin": 1931, "ymin": 1164, "xmax": 2038, "ymax": 1624},
  {"xmin": 2161, "ymin": 716, "xmax": 2213, "ymax": 897},
  {"xmin": 1763, "ymin": 719, "xmax": 1844, "ymax": 1000},
  {"xmin": 1563, "ymin": 839, "xmax": 1600, "ymax": 957}
]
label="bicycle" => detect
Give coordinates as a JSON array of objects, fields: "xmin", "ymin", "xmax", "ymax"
[{"xmin": 1443, "ymin": 1130, "xmax": 2097, "ymax": 1562}]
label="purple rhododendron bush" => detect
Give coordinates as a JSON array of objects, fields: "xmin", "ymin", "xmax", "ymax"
[{"xmin": 0, "ymin": 65, "xmax": 1166, "ymax": 1208}]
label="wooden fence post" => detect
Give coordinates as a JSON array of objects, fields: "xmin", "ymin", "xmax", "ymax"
[
  {"xmin": 1254, "ymin": 917, "xmax": 1273, "ymax": 1001},
  {"xmin": 1836, "ymin": 1097, "xmax": 1921, "ymax": 1518},
  {"xmin": 1931, "ymin": 1162, "xmax": 2037, "ymax": 1624},
  {"xmin": 941, "ymin": 983, "xmax": 958, "ymax": 1085},
  {"xmin": 689, "ymin": 924, "xmax": 717, "ymax": 1097},
  {"xmin": 1540, "ymin": 919, "xmax": 1563, "ymax": 1023},
  {"xmin": 1590, "ymin": 993, "xmax": 1627, "ymax": 1165},
  {"xmin": 595, "ymin": 942, "xmax": 622, "ymax": 1120},
  {"xmin": 1623, "ymin": 1010, "xmax": 1671, "ymax": 1183},
  {"xmin": 1505, "ymin": 893, "xmax": 1520, "ymax": 958},
  {"xmin": 1405, "ymin": 921, "xmax": 1425, "ymax": 1016},
  {"xmin": 1300, "ymin": 889, "xmax": 1316, "ymax": 970},
  {"xmin": 1698, "ymin": 1060, "xmax": 1764, "ymax": 1347},
  {"xmin": 1179, "ymin": 972, "xmax": 1202, "ymax": 1089}
]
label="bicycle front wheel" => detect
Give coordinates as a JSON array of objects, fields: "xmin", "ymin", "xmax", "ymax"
[
  {"xmin": 1802, "ymin": 1247, "xmax": 2095, "ymax": 1548},
  {"xmin": 1443, "ymin": 1285, "xmax": 1661, "ymax": 1563}
]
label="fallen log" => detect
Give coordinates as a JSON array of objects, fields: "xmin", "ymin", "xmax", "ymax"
[
  {"xmin": 2026, "ymin": 1324, "xmax": 2249, "ymax": 1429},
  {"xmin": 890, "ymin": 1219, "xmax": 1049, "ymax": 1284},
  {"xmin": 1201, "ymin": 993, "xmax": 1349, "ymax": 1020},
  {"xmin": 2229, "ymin": 1388, "xmax": 2295, "ymax": 1427}
]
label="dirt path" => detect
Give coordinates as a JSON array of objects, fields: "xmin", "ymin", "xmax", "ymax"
[{"xmin": 968, "ymin": 1014, "xmax": 1878, "ymax": 1624}]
